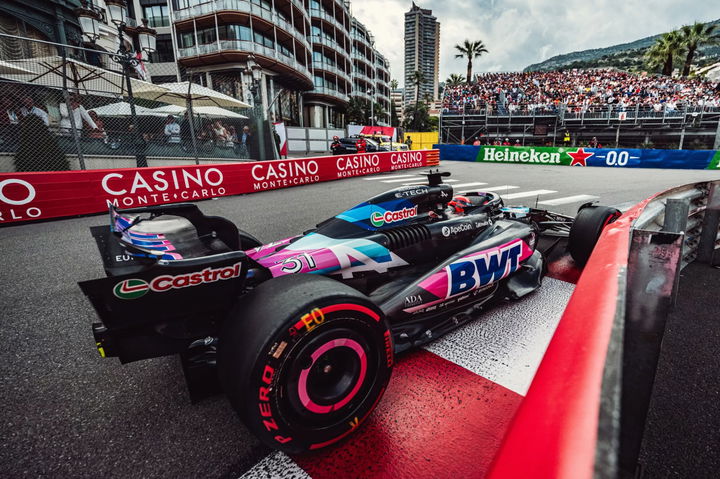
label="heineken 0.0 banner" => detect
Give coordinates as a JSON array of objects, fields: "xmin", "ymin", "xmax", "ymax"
[{"xmin": 436, "ymin": 145, "xmax": 720, "ymax": 170}]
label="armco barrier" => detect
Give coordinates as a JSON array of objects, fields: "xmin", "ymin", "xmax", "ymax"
[
  {"xmin": 0, "ymin": 150, "xmax": 439, "ymax": 225},
  {"xmin": 435, "ymin": 144, "xmax": 720, "ymax": 170},
  {"xmin": 488, "ymin": 180, "xmax": 720, "ymax": 478}
]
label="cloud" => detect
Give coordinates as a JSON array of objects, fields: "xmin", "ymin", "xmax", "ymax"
[{"xmin": 350, "ymin": 0, "xmax": 719, "ymax": 87}]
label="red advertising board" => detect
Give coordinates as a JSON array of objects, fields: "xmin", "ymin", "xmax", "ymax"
[{"xmin": 0, "ymin": 150, "xmax": 438, "ymax": 224}]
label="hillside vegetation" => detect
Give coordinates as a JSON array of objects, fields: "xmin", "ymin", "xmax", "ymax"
[{"xmin": 524, "ymin": 19, "xmax": 720, "ymax": 73}]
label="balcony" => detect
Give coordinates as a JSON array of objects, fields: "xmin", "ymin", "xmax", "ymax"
[
  {"xmin": 352, "ymin": 90, "xmax": 372, "ymax": 102},
  {"xmin": 173, "ymin": 0, "xmax": 311, "ymax": 51},
  {"xmin": 312, "ymin": 61, "xmax": 351, "ymax": 83},
  {"xmin": 351, "ymin": 50, "xmax": 373, "ymax": 68},
  {"xmin": 309, "ymin": 8, "xmax": 345, "ymax": 32},
  {"xmin": 177, "ymin": 40, "xmax": 312, "ymax": 83},
  {"xmin": 310, "ymin": 35, "xmax": 349, "ymax": 57},
  {"xmin": 353, "ymin": 70, "xmax": 374, "ymax": 85},
  {"xmin": 306, "ymin": 86, "xmax": 349, "ymax": 103}
]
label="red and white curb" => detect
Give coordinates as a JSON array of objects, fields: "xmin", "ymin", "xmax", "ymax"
[{"xmin": 240, "ymin": 277, "xmax": 574, "ymax": 479}]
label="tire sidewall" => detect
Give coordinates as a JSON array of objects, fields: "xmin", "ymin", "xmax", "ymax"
[{"xmin": 238, "ymin": 298, "xmax": 393, "ymax": 454}]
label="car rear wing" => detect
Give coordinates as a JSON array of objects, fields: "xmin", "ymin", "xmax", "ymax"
[{"xmin": 79, "ymin": 203, "xmax": 251, "ymax": 363}]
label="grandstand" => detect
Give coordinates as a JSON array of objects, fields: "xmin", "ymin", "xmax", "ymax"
[{"xmin": 439, "ymin": 70, "xmax": 720, "ymax": 150}]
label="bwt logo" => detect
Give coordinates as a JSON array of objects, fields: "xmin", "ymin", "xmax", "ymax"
[{"xmin": 448, "ymin": 240, "xmax": 523, "ymax": 296}]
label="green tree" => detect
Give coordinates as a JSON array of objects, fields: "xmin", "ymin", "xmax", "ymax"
[
  {"xmin": 454, "ymin": 39, "xmax": 489, "ymax": 83},
  {"xmin": 390, "ymin": 78, "xmax": 399, "ymax": 91},
  {"xmin": 403, "ymin": 101, "xmax": 434, "ymax": 132},
  {"xmin": 347, "ymin": 96, "xmax": 369, "ymax": 124},
  {"xmin": 645, "ymin": 30, "xmax": 684, "ymax": 76},
  {"xmin": 445, "ymin": 73, "xmax": 465, "ymax": 88},
  {"xmin": 15, "ymin": 114, "xmax": 68, "ymax": 172},
  {"xmin": 679, "ymin": 22, "xmax": 719, "ymax": 77}
]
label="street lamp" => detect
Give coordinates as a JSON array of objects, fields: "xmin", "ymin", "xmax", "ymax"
[
  {"xmin": 103, "ymin": 0, "xmax": 157, "ymax": 168},
  {"xmin": 243, "ymin": 55, "xmax": 266, "ymax": 160},
  {"xmin": 75, "ymin": 1, "xmax": 101, "ymax": 43}
]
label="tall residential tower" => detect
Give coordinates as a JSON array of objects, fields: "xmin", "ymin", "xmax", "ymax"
[{"xmin": 404, "ymin": 2, "xmax": 439, "ymax": 106}]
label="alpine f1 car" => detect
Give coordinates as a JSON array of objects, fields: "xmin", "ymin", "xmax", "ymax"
[{"xmin": 79, "ymin": 171, "xmax": 619, "ymax": 454}]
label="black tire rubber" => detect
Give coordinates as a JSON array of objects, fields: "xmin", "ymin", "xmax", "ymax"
[
  {"xmin": 218, "ymin": 274, "xmax": 393, "ymax": 454},
  {"xmin": 568, "ymin": 205, "xmax": 621, "ymax": 266},
  {"xmin": 238, "ymin": 229, "xmax": 262, "ymax": 250}
]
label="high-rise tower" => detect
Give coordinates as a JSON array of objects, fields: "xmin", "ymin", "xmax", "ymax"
[{"xmin": 404, "ymin": 2, "xmax": 440, "ymax": 106}]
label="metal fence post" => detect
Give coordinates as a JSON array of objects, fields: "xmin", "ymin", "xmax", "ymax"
[
  {"xmin": 697, "ymin": 183, "xmax": 719, "ymax": 264},
  {"xmin": 61, "ymin": 48, "xmax": 86, "ymax": 170}
]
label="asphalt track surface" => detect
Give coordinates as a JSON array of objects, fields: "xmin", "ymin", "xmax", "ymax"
[{"xmin": 1, "ymin": 162, "xmax": 718, "ymax": 478}]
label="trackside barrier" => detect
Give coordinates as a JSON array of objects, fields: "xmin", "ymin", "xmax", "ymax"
[
  {"xmin": 435, "ymin": 144, "xmax": 720, "ymax": 170},
  {"xmin": 488, "ymin": 180, "xmax": 720, "ymax": 479},
  {"xmin": 0, "ymin": 150, "xmax": 439, "ymax": 225}
]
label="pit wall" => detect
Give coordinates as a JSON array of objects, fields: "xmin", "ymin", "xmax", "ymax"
[
  {"xmin": 435, "ymin": 144, "xmax": 720, "ymax": 170},
  {"xmin": 0, "ymin": 150, "xmax": 439, "ymax": 225}
]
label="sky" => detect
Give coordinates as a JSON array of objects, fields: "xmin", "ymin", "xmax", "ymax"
[{"xmin": 350, "ymin": 0, "xmax": 720, "ymax": 87}]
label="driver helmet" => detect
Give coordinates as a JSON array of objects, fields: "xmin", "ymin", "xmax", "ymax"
[{"xmin": 448, "ymin": 195, "xmax": 472, "ymax": 214}]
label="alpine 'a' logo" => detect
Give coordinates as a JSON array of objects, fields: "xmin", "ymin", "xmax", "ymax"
[{"xmin": 113, "ymin": 279, "xmax": 150, "ymax": 299}]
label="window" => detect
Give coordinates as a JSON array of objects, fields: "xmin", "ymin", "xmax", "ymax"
[
  {"xmin": 179, "ymin": 31, "xmax": 194, "ymax": 48},
  {"xmin": 143, "ymin": 5, "xmax": 169, "ymax": 28},
  {"xmin": 150, "ymin": 34, "xmax": 174, "ymax": 63}
]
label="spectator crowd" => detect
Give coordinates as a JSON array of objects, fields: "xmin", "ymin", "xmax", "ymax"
[
  {"xmin": 1, "ymin": 92, "xmax": 255, "ymax": 159},
  {"xmin": 442, "ymin": 69, "xmax": 720, "ymax": 115}
]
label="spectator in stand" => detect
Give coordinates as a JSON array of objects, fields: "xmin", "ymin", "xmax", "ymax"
[
  {"xmin": 59, "ymin": 95, "xmax": 97, "ymax": 136},
  {"xmin": 502, "ymin": 138, "xmax": 511, "ymax": 145},
  {"xmin": 1, "ymin": 96, "xmax": 19, "ymax": 125},
  {"xmin": 405, "ymin": 135, "xmax": 413, "ymax": 149},
  {"xmin": 472, "ymin": 137, "xmax": 481, "ymax": 146},
  {"xmin": 236, "ymin": 125, "xmax": 252, "ymax": 158},
  {"xmin": 212, "ymin": 120, "xmax": 228, "ymax": 144},
  {"xmin": 589, "ymin": 136, "xmax": 599, "ymax": 148},
  {"xmin": 164, "ymin": 115, "xmax": 181, "ymax": 143},
  {"xmin": 514, "ymin": 139, "xmax": 521, "ymax": 146},
  {"xmin": 441, "ymin": 69, "xmax": 720, "ymax": 117},
  {"xmin": 86, "ymin": 111, "xmax": 106, "ymax": 140},
  {"xmin": 227, "ymin": 126, "xmax": 238, "ymax": 149},
  {"xmin": 19, "ymin": 96, "xmax": 49, "ymax": 126},
  {"xmin": 180, "ymin": 111, "xmax": 193, "ymax": 151}
]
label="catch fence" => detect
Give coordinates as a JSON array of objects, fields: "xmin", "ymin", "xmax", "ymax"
[{"xmin": 0, "ymin": 34, "xmax": 273, "ymax": 173}]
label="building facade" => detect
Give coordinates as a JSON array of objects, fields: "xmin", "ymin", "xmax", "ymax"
[
  {"xmin": 165, "ymin": 0, "xmax": 391, "ymax": 127},
  {"xmin": 390, "ymin": 87, "xmax": 404, "ymax": 123},
  {"xmin": 0, "ymin": 0, "xmax": 84, "ymax": 53},
  {"xmin": 403, "ymin": 2, "xmax": 439, "ymax": 107}
]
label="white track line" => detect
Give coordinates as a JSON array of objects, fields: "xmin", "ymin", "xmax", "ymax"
[
  {"xmin": 453, "ymin": 182, "xmax": 488, "ymax": 189},
  {"xmin": 501, "ymin": 189, "xmax": 557, "ymax": 200},
  {"xmin": 363, "ymin": 174, "xmax": 418, "ymax": 181},
  {"xmin": 239, "ymin": 451, "xmax": 310, "ymax": 479},
  {"xmin": 403, "ymin": 179, "xmax": 459, "ymax": 185},
  {"xmin": 538, "ymin": 194, "xmax": 599, "ymax": 206},
  {"xmin": 425, "ymin": 278, "xmax": 574, "ymax": 396},
  {"xmin": 382, "ymin": 177, "xmax": 425, "ymax": 183},
  {"xmin": 477, "ymin": 185, "xmax": 519, "ymax": 192}
]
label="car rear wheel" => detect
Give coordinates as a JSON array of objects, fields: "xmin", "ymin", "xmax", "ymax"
[
  {"xmin": 218, "ymin": 274, "xmax": 393, "ymax": 454},
  {"xmin": 568, "ymin": 205, "xmax": 621, "ymax": 266}
]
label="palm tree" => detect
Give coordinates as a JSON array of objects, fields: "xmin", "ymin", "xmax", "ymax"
[
  {"xmin": 645, "ymin": 30, "xmax": 684, "ymax": 76},
  {"xmin": 390, "ymin": 78, "xmax": 398, "ymax": 91},
  {"xmin": 454, "ymin": 40, "xmax": 489, "ymax": 83},
  {"xmin": 347, "ymin": 97, "xmax": 368, "ymax": 124},
  {"xmin": 679, "ymin": 22, "xmax": 719, "ymax": 77},
  {"xmin": 410, "ymin": 70, "xmax": 425, "ymax": 104},
  {"xmin": 445, "ymin": 73, "xmax": 465, "ymax": 88}
]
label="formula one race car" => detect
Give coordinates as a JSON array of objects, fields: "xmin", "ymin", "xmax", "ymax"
[{"xmin": 79, "ymin": 171, "xmax": 619, "ymax": 454}]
